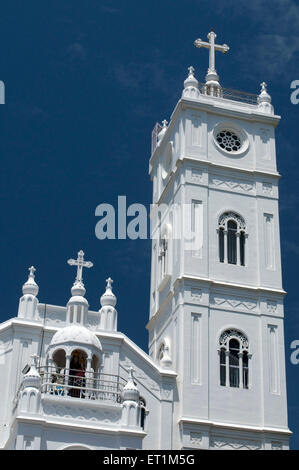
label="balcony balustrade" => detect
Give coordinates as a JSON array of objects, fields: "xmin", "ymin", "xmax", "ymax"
[{"xmin": 37, "ymin": 366, "xmax": 126, "ymax": 404}]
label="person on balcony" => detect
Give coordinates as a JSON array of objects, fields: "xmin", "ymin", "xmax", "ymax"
[{"xmin": 69, "ymin": 354, "xmax": 86, "ymax": 398}]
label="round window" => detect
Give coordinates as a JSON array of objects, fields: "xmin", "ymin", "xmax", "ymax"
[{"xmin": 216, "ymin": 130, "xmax": 242, "ymax": 152}]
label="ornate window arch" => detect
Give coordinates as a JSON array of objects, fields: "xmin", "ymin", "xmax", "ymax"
[
  {"xmin": 219, "ymin": 329, "xmax": 250, "ymax": 389},
  {"xmin": 218, "ymin": 212, "xmax": 247, "ymax": 266}
]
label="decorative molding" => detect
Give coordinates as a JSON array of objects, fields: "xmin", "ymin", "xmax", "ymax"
[
  {"xmin": 210, "ymin": 436, "xmax": 261, "ymax": 450},
  {"xmin": 43, "ymin": 402, "xmax": 120, "ymax": 424},
  {"xmin": 262, "ymin": 182, "xmax": 273, "ymax": 195},
  {"xmin": 212, "ymin": 294, "xmax": 257, "ymax": 312},
  {"xmin": 267, "ymin": 300, "xmax": 277, "ymax": 313},
  {"xmin": 190, "ymin": 168, "xmax": 203, "ymax": 183},
  {"xmin": 190, "ymin": 432, "xmax": 202, "ymax": 446},
  {"xmin": 271, "ymin": 441, "xmax": 283, "ymax": 450},
  {"xmin": 191, "ymin": 288, "xmax": 202, "ymax": 301},
  {"xmin": 86, "ymin": 316, "xmax": 100, "ymax": 331},
  {"xmin": 160, "ymin": 383, "xmax": 173, "ymax": 401},
  {"xmin": 211, "ymin": 176, "xmax": 254, "ymax": 193},
  {"xmin": 45, "ymin": 311, "xmax": 66, "ymax": 326},
  {"xmin": 218, "ymin": 211, "xmax": 246, "ymax": 230},
  {"xmin": 219, "ymin": 329, "xmax": 249, "ymax": 349}
]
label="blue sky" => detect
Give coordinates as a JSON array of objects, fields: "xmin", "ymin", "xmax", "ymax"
[{"xmin": 0, "ymin": 0, "xmax": 298, "ymax": 448}]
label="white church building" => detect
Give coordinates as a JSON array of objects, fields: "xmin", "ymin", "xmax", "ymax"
[{"xmin": 0, "ymin": 31, "xmax": 292, "ymax": 450}]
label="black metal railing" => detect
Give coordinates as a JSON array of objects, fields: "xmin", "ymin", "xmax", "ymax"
[{"xmin": 38, "ymin": 366, "xmax": 126, "ymax": 404}]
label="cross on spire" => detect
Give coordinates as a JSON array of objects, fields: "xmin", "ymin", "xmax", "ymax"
[
  {"xmin": 67, "ymin": 250, "xmax": 93, "ymax": 284},
  {"xmin": 188, "ymin": 65, "xmax": 195, "ymax": 76},
  {"xmin": 28, "ymin": 266, "xmax": 36, "ymax": 277},
  {"xmin": 194, "ymin": 30, "xmax": 229, "ymax": 75}
]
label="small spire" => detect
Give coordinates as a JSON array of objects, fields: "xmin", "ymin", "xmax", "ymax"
[
  {"xmin": 122, "ymin": 367, "xmax": 140, "ymax": 402},
  {"xmin": 100, "ymin": 276, "xmax": 117, "ymax": 307},
  {"xmin": 157, "ymin": 119, "xmax": 168, "ymax": 145},
  {"xmin": 182, "ymin": 65, "xmax": 200, "ymax": 99},
  {"xmin": 128, "ymin": 366, "xmax": 134, "ymax": 381},
  {"xmin": 257, "ymin": 81, "xmax": 273, "ymax": 114},
  {"xmin": 258, "ymin": 81, "xmax": 271, "ymax": 103},
  {"xmin": 29, "ymin": 354, "xmax": 39, "ymax": 371},
  {"xmin": 22, "ymin": 353, "xmax": 41, "ymax": 388},
  {"xmin": 22, "ymin": 266, "xmax": 39, "ymax": 296},
  {"xmin": 188, "ymin": 65, "xmax": 195, "ymax": 76}
]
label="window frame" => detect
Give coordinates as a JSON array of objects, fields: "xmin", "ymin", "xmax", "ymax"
[
  {"xmin": 218, "ymin": 329, "xmax": 251, "ymax": 389},
  {"xmin": 218, "ymin": 212, "xmax": 247, "ymax": 266}
]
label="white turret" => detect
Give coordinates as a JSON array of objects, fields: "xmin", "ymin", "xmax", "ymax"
[
  {"xmin": 257, "ymin": 81, "xmax": 274, "ymax": 114},
  {"xmin": 18, "ymin": 354, "xmax": 41, "ymax": 415},
  {"xmin": 18, "ymin": 266, "xmax": 39, "ymax": 320},
  {"xmin": 99, "ymin": 277, "xmax": 117, "ymax": 331},
  {"xmin": 121, "ymin": 368, "xmax": 141, "ymax": 430},
  {"xmin": 182, "ymin": 66, "xmax": 200, "ymax": 99}
]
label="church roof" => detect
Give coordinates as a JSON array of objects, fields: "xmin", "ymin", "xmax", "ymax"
[{"xmin": 50, "ymin": 325, "xmax": 102, "ymax": 350}]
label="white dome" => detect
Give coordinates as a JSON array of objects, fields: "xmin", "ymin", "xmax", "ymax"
[{"xmin": 50, "ymin": 325, "xmax": 102, "ymax": 350}]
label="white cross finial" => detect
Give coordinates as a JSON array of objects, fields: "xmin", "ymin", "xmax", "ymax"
[
  {"xmin": 30, "ymin": 354, "xmax": 39, "ymax": 369},
  {"xmin": 28, "ymin": 266, "xmax": 36, "ymax": 277},
  {"xmin": 67, "ymin": 250, "xmax": 93, "ymax": 284},
  {"xmin": 194, "ymin": 30, "xmax": 229, "ymax": 74},
  {"xmin": 106, "ymin": 277, "xmax": 113, "ymax": 289},
  {"xmin": 260, "ymin": 81, "xmax": 267, "ymax": 91},
  {"xmin": 162, "ymin": 119, "xmax": 168, "ymax": 128},
  {"xmin": 128, "ymin": 366, "xmax": 135, "ymax": 380},
  {"xmin": 188, "ymin": 65, "xmax": 195, "ymax": 76}
]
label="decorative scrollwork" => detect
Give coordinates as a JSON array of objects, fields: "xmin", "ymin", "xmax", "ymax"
[
  {"xmin": 219, "ymin": 329, "xmax": 249, "ymax": 350},
  {"xmin": 218, "ymin": 211, "xmax": 246, "ymax": 230}
]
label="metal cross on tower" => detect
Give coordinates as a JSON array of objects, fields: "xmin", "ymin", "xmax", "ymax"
[
  {"xmin": 67, "ymin": 250, "xmax": 93, "ymax": 284},
  {"xmin": 194, "ymin": 30, "xmax": 229, "ymax": 74}
]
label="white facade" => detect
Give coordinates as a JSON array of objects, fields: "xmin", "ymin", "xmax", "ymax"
[{"xmin": 0, "ymin": 32, "xmax": 291, "ymax": 450}]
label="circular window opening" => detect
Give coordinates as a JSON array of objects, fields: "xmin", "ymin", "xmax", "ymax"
[{"xmin": 216, "ymin": 130, "xmax": 242, "ymax": 153}]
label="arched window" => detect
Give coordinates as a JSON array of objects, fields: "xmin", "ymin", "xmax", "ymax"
[
  {"xmin": 219, "ymin": 329, "xmax": 250, "ymax": 389},
  {"xmin": 218, "ymin": 212, "xmax": 246, "ymax": 266},
  {"xmin": 139, "ymin": 397, "xmax": 147, "ymax": 430},
  {"xmin": 158, "ymin": 223, "xmax": 172, "ymax": 285}
]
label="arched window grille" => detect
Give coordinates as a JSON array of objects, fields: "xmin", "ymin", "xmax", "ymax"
[
  {"xmin": 218, "ymin": 212, "xmax": 246, "ymax": 266},
  {"xmin": 219, "ymin": 329, "xmax": 250, "ymax": 389}
]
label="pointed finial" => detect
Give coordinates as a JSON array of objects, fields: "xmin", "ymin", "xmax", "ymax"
[
  {"xmin": 22, "ymin": 266, "xmax": 39, "ymax": 296},
  {"xmin": 122, "ymin": 366, "xmax": 139, "ymax": 402},
  {"xmin": 183, "ymin": 65, "xmax": 199, "ymax": 99},
  {"xmin": 29, "ymin": 266, "xmax": 36, "ymax": 277},
  {"xmin": 128, "ymin": 366, "xmax": 135, "ymax": 380},
  {"xmin": 100, "ymin": 276, "xmax": 117, "ymax": 307},
  {"xmin": 257, "ymin": 81, "xmax": 272, "ymax": 107},
  {"xmin": 157, "ymin": 119, "xmax": 168, "ymax": 145},
  {"xmin": 188, "ymin": 65, "xmax": 195, "ymax": 76},
  {"xmin": 22, "ymin": 354, "xmax": 41, "ymax": 388},
  {"xmin": 30, "ymin": 354, "xmax": 39, "ymax": 369}
]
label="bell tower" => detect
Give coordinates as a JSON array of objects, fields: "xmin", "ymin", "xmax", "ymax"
[{"xmin": 147, "ymin": 31, "xmax": 291, "ymax": 450}]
